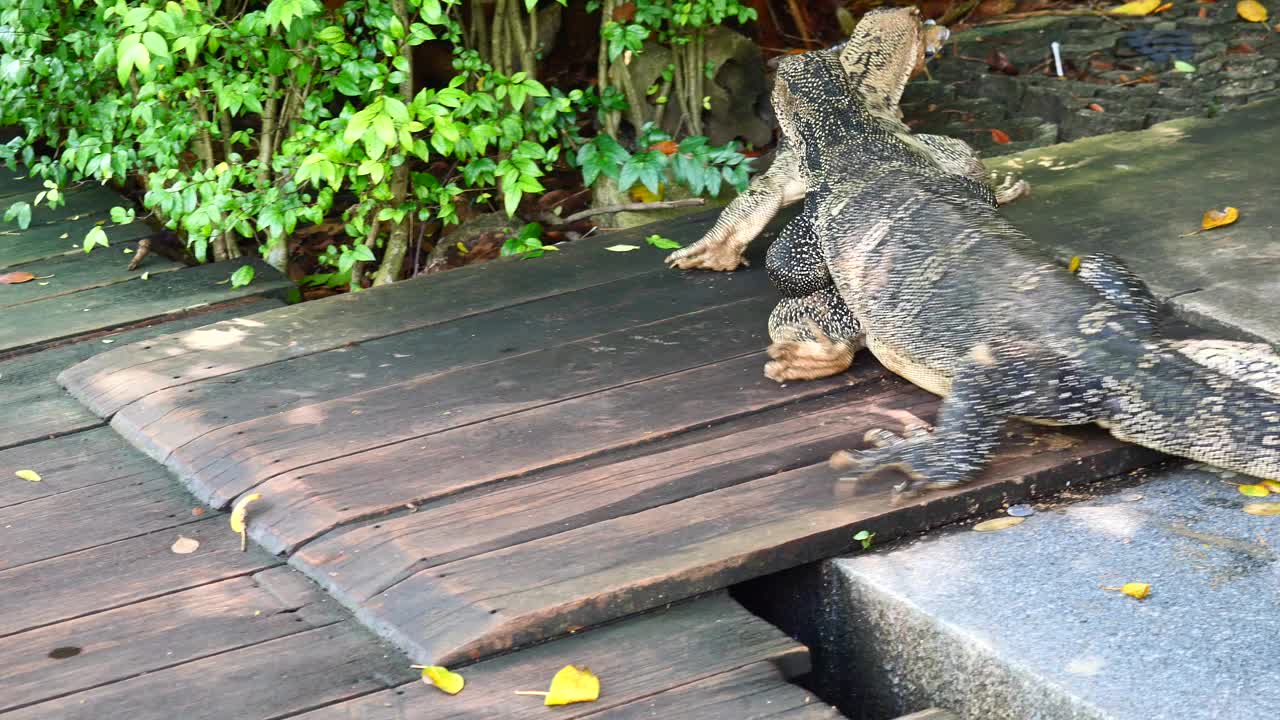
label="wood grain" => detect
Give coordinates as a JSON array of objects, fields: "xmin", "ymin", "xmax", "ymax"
[
  {"xmin": 57, "ymin": 208, "xmax": 757, "ymax": 417},
  {"xmin": 344, "ymin": 429, "xmax": 1156, "ymax": 665},
  {"xmin": 577, "ymin": 660, "xmax": 843, "ymax": 719},
  {"xmin": 0, "ymin": 240, "xmax": 181, "ymax": 309},
  {"xmin": 292, "ymin": 381, "xmax": 934, "ymax": 606},
  {"xmin": 4, "ymin": 621, "xmax": 413, "ymax": 720},
  {"xmin": 110, "ymin": 267, "xmax": 776, "ymax": 463},
  {"xmin": 0, "ymin": 214, "xmax": 154, "ymax": 268},
  {"xmin": 135, "ymin": 296, "xmax": 781, "ymax": 507},
  {"xmin": 0, "ymin": 515, "xmax": 278, "ymax": 638},
  {"xmin": 294, "ymin": 592, "xmax": 809, "ymax": 719},
  {"xmin": 249, "ymin": 353, "xmax": 858, "ymax": 555},
  {"xmin": 0, "ymin": 258, "xmax": 290, "ymax": 355},
  {"xmin": 0, "ymin": 568, "xmax": 345, "ymax": 713},
  {"xmin": 0, "ymin": 298, "xmax": 283, "ymax": 450}
]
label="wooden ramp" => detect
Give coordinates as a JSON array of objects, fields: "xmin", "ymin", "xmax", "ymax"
[
  {"xmin": 0, "ymin": 176, "xmax": 845, "ymax": 719},
  {"xmin": 58, "ymin": 207, "xmax": 1161, "ymax": 668}
]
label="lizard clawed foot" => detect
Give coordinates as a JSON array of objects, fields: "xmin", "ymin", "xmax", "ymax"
[
  {"xmin": 831, "ymin": 426, "xmax": 956, "ymax": 495},
  {"xmin": 764, "ymin": 336, "xmax": 855, "ymax": 382},
  {"xmin": 665, "ymin": 234, "xmax": 749, "ymax": 271},
  {"xmin": 993, "ymin": 173, "xmax": 1031, "ymax": 206}
]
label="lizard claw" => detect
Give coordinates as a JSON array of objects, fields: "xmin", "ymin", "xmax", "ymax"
[
  {"xmin": 993, "ymin": 173, "xmax": 1031, "ymax": 206},
  {"xmin": 664, "ymin": 235, "xmax": 749, "ymax": 271}
]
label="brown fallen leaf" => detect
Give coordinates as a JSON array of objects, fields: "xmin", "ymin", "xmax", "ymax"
[
  {"xmin": 191, "ymin": 507, "xmax": 206, "ymax": 517},
  {"xmin": 1227, "ymin": 42, "xmax": 1257, "ymax": 54},
  {"xmin": 649, "ymin": 140, "xmax": 679, "ymax": 156},
  {"xmin": 170, "ymin": 536, "xmax": 200, "ymax": 554},
  {"xmin": 1087, "ymin": 103, "xmax": 1105, "ymax": 112},
  {"xmin": 0, "ymin": 271, "xmax": 36, "ymax": 284},
  {"xmin": 986, "ymin": 49, "xmax": 1019, "ymax": 76},
  {"xmin": 1201, "ymin": 206, "xmax": 1239, "ymax": 230}
]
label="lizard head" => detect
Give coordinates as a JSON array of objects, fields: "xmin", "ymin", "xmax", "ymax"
[{"xmin": 834, "ymin": 6, "xmax": 944, "ymax": 121}]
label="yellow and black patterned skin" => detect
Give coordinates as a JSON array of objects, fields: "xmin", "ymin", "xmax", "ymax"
[{"xmin": 772, "ymin": 44, "xmax": 1280, "ymax": 492}]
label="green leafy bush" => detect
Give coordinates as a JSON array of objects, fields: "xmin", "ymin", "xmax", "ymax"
[{"xmin": 0, "ymin": 0, "xmax": 754, "ymax": 291}]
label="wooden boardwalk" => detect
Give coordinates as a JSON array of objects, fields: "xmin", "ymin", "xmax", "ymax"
[
  {"xmin": 51, "ymin": 186, "xmax": 1160, "ymax": 687},
  {"xmin": 0, "ymin": 174, "xmax": 843, "ymax": 718}
]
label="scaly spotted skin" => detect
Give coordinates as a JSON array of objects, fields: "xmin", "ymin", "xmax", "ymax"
[
  {"xmin": 772, "ymin": 48, "xmax": 1280, "ymax": 491},
  {"xmin": 663, "ymin": 8, "xmax": 1028, "ymax": 276}
]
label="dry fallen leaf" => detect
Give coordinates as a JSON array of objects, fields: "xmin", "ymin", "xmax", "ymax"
[
  {"xmin": 990, "ymin": 129, "xmax": 1011, "ymax": 145},
  {"xmin": 1238, "ymin": 0, "xmax": 1269, "ymax": 22},
  {"xmin": 1261, "ymin": 480, "xmax": 1280, "ymax": 493},
  {"xmin": 416, "ymin": 665, "xmax": 465, "ymax": 695},
  {"xmin": 1238, "ymin": 484, "xmax": 1270, "ymax": 497},
  {"xmin": 170, "ymin": 536, "xmax": 201, "ymax": 554},
  {"xmin": 0, "ymin": 271, "xmax": 36, "ymax": 284},
  {"xmin": 1243, "ymin": 502, "xmax": 1280, "ymax": 516},
  {"xmin": 15, "ymin": 469, "xmax": 42, "ymax": 482},
  {"xmin": 192, "ymin": 507, "xmax": 206, "ymax": 517},
  {"xmin": 230, "ymin": 493, "xmax": 263, "ymax": 551},
  {"xmin": 604, "ymin": 245, "xmax": 639, "ymax": 252},
  {"xmin": 1201, "ymin": 207, "xmax": 1239, "ymax": 230},
  {"xmin": 544, "ymin": 665, "xmax": 600, "ymax": 706},
  {"xmin": 1087, "ymin": 103, "xmax": 1105, "ymax": 112},
  {"xmin": 973, "ymin": 516, "xmax": 1024, "ymax": 532},
  {"xmin": 1110, "ymin": 0, "xmax": 1162, "ymax": 15}
]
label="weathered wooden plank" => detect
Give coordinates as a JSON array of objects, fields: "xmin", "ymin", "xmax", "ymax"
[
  {"xmin": 0, "ymin": 240, "xmax": 182, "ymax": 309},
  {"xmin": 0, "ymin": 568, "xmax": 346, "ymax": 714},
  {"xmin": 343, "ymin": 428, "xmax": 1156, "ymax": 665},
  {"xmin": 135, "ymin": 296, "xmax": 781, "ymax": 508},
  {"xmin": 0, "ymin": 214, "xmax": 154, "ymax": 268},
  {"xmin": 110, "ymin": 268, "xmax": 776, "ymax": 461},
  {"xmin": 0, "ymin": 470, "xmax": 203, "ymax": 571},
  {"xmin": 4, "ymin": 621, "xmax": 413, "ymax": 720},
  {"xmin": 58, "ymin": 208, "xmax": 760, "ymax": 417},
  {"xmin": 295, "ymin": 592, "xmax": 809, "ymax": 718},
  {"xmin": 0, "ymin": 298, "xmax": 283, "ymax": 450},
  {"xmin": 250, "ymin": 353, "xmax": 857, "ymax": 555},
  {"xmin": 580, "ymin": 661, "xmax": 843, "ymax": 719},
  {"xmin": 292, "ymin": 381, "xmax": 934, "ymax": 606},
  {"xmin": 0, "ymin": 258, "xmax": 290, "ymax": 355},
  {"xmin": 0, "ymin": 428, "xmax": 157, "ymax": 509},
  {"xmin": 0, "ymin": 167, "xmax": 42, "ymax": 199},
  {"xmin": 0, "ymin": 515, "xmax": 278, "ymax": 638}
]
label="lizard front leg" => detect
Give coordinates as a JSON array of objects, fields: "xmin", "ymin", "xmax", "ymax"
[
  {"xmin": 763, "ymin": 216, "xmax": 863, "ymax": 382},
  {"xmin": 665, "ymin": 144, "xmax": 805, "ymax": 272},
  {"xmin": 914, "ymin": 134, "xmax": 1029, "ymax": 206},
  {"xmin": 766, "ymin": 289, "xmax": 864, "ymax": 382}
]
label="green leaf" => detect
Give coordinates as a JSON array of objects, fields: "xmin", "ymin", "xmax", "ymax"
[
  {"xmin": 316, "ymin": 25, "xmax": 345, "ymax": 43},
  {"xmin": 83, "ymin": 225, "xmax": 110, "ymax": 253},
  {"xmin": 353, "ymin": 244, "xmax": 377, "ymax": 262},
  {"xmin": 229, "ymin": 264, "xmax": 255, "ymax": 288},
  {"xmin": 372, "ymin": 114, "xmax": 397, "ymax": 147},
  {"xmin": 1173, "ymin": 60, "xmax": 1196, "ymax": 73},
  {"xmin": 645, "ymin": 234, "xmax": 681, "ymax": 250},
  {"xmin": 4, "ymin": 201, "xmax": 31, "ymax": 230}
]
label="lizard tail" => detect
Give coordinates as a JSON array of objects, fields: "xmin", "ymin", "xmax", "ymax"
[{"xmin": 1103, "ymin": 341, "xmax": 1280, "ymax": 480}]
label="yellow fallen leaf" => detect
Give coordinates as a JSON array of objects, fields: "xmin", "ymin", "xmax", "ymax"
[
  {"xmin": 1243, "ymin": 502, "xmax": 1280, "ymax": 516},
  {"xmin": 1067, "ymin": 255, "xmax": 1082, "ymax": 273},
  {"xmin": 1201, "ymin": 206, "xmax": 1239, "ymax": 230},
  {"xmin": 1238, "ymin": 0, "xmax": 1269, "ymax": 22},
  {"xmin": 1110, "ymin": 0, "xmax": 1161, "ymax": 16},
  {"xmin": 230, "ymin": 493, "xmax": 263, "ymax": 551},
  {"xmin": 1260, "ymin": 479, "xmax": 1280, "ymax": 493},
  {"xmin": 15, "ymin": 469, "xmax": 41, "ymax": 482},
  {"xmin": 416, "ymin": 665, "xmax": 465, "ymax": 695},
  {"xmin": 627, "ymin": 183, "xmax": 663, "ymax": 203},
  {"xmin": 1238, "ymin": 484, "xmax": 1271, "ymax": 497},
  {"xmin": 973, "ymin": 516, "xmax": 1024, "ymax": 532},
  {"xmin": 544, "ymin": 665, "xmax": 600, "ymax": 706},
  {"xmin": 170, "ymin": 536, "xmax": 201, "ymax": 554},
  {"xmin": 1121, "ymin": 582, "xmax": 1151, "ymax": 599}
]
